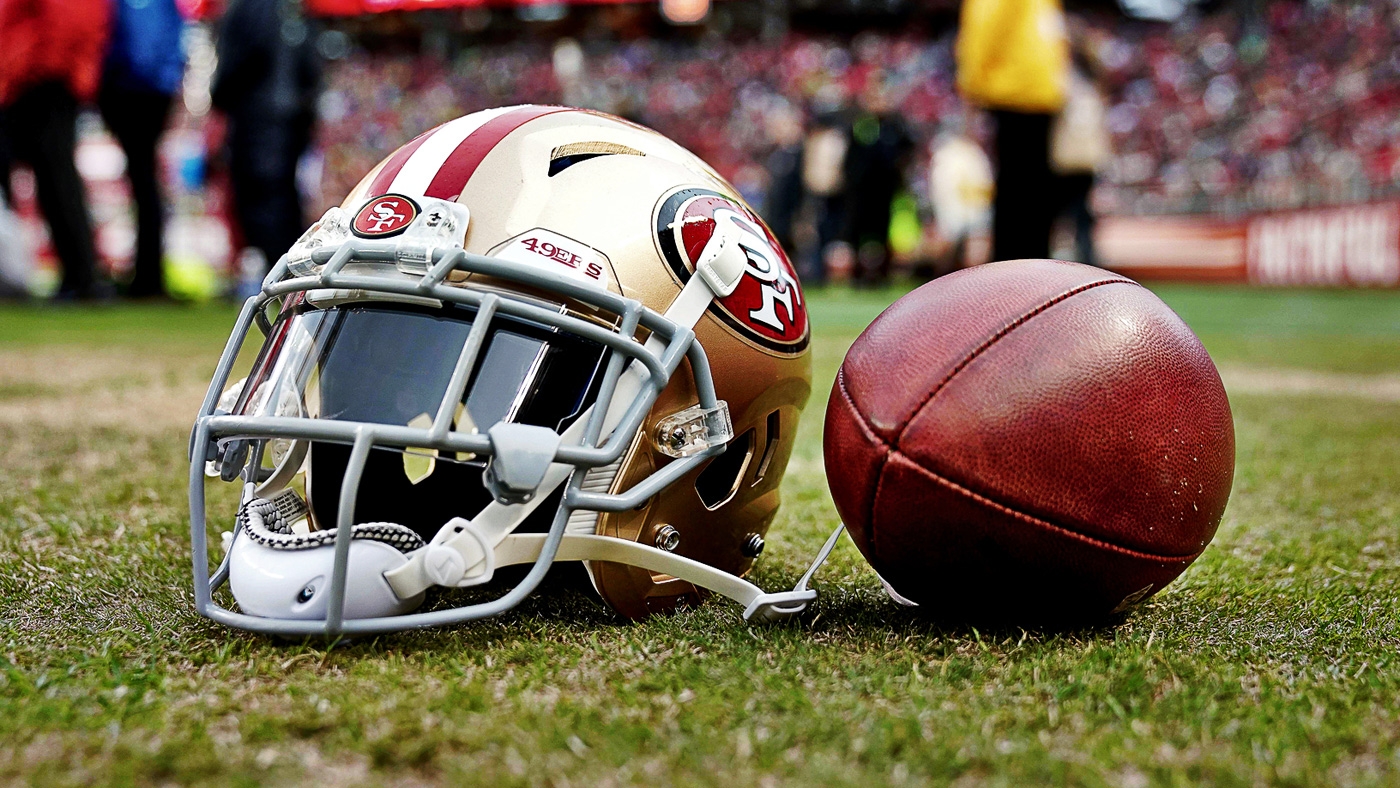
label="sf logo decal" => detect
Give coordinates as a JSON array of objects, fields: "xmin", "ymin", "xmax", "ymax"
[
  {"xmin": 353, "ymin": 194, "xmax": 420, "ymax": 238},
  {"xmin": 710, "ymin": 206, "xmax": 803, "ymax": 334},
  {"xmin": 656, "ymin": 188, "xmax": 809, "ymax": 355}
]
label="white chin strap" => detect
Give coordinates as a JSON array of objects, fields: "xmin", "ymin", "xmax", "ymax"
[
  {"xmin": 227, "ymin": 217, "xmax": 844, "ymax": 623},
  {"xmin": 228, "ymin": 515, "xmax": 847, "ymax": 623}
]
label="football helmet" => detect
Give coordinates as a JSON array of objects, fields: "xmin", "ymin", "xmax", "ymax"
[{"xmin": 189, "ymin": 106, "xmax": 821, "ymax": 637}]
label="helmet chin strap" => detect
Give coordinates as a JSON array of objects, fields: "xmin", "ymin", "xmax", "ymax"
[{"xmin": 484, "ymin": 522, "xmax": 849, "ymax": 622}]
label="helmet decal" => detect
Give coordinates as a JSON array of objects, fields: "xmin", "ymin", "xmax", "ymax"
[
  {"xmin": 352, "ymin": 194, "xmax": 420, "ymax": 238},
  {"xmin": 656, "ymin": 188, "xmax": 809, "ymax": 354}
]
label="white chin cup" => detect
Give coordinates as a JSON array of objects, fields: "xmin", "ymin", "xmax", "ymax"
[{"xmin": 227, "ymin": 530, "xmax": 424, "ymax": 620}]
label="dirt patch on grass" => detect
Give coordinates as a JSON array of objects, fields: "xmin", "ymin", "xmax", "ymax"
[
  {"xmin": 1219, "ymin": 365, "xmax": 1400, "ymax": 402},
  {"xmin": 0, "ymin": 347, "xmax": 210, "ymax": 434},
  {"xmin": 0, "ymin": 345, "xmax": 1396, "ymax": 442}
]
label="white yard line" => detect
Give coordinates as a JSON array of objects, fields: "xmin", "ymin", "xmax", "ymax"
[
  {"xmin": 0, "ymin": 348, "xmax": 207, "ymax": 432},
  {"xmin": 1218, "ymin": 366, "xmax": 1400, "ymax": 403}
]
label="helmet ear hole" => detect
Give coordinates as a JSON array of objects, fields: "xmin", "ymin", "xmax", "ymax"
[{"xmin": 694, "ymin": 429, "xmax": 754, "ymax": 510}]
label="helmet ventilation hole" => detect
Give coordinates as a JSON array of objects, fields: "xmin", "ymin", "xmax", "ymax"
[
  {"xmin": 694, "ymin": 429, "xmax": 753, "ymax": 510},
  {"xmin": 752, "ymin": 410, "xmax": 781, "ymax": 486},
  {"xmin": 548, "ymin": 142, "xmax": 644, "ymax": 177}
]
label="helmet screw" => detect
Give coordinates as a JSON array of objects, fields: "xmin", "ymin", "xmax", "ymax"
[
  {"xmin": 741, "ymin": 533, "xmax": 765, "ymax": 557},
  {"xmin": 667, "ymin": 427, "xmax": 688, "ymax": 451},
  {"xmin": 654, "ymin": 525, "xmax": 681, "ymax": 552}
]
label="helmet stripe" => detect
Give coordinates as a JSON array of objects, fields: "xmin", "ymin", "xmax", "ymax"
[
  {"xmin": 384, "ymin": 106, "xmax": 520, "ymax": 197},
  {"xmin": 422, "ymin": 105, "xmax": 571, "ymax": 200},
  {"xmin": 365, "ymin": 127, "xmax": 434, "ymax": 198}
]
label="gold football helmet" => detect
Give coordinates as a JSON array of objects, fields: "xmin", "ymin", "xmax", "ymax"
[{"xmin": 189, "ymin": 106, "xmax": 816, "ymax": 637}]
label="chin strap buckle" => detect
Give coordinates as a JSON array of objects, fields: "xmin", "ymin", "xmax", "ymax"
[
  {"xmin": 420, "ymin": 517, "xmax": 496, "ymax": 588},
  {"xmin": 742, "ymin": 588, "xmax": 819, "ymax": 623},
  {"xmin": 383, "ymin": 516, "xmax": 497, "ymax": 599},
  {"xmin": 653, "ymin": 402, "xmax": 733, "ymax": 458}
]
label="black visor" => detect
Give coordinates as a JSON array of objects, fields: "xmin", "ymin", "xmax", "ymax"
[{"xmin": 238, "ymin": 299, "xmax": 608, "ymax": 538}]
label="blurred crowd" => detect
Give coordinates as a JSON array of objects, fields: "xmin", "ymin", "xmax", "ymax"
[
  {"xmin": 1086, "ymin": 2, "xmax": 1400, "ymax": 215},
  {"xmin": 318, "ymin": 35, "xmax": 942, "ymax": 282},
  {"xmin": 318, "ymin": 1, "xmax": 1400, "ymax": 224},
  {"xmin": 317, "ymin": 35, "xmax": 960, "ymax": 223},
  {"xmin": 2, "ymin": 0, "xmax": 1397, "ymax": 299}
]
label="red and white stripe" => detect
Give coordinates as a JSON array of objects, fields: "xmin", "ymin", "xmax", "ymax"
[{"xmin": 366, "ymin": 105, "xmax": 570, "ymax": 201}]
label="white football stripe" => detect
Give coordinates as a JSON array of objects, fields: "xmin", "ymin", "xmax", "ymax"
[{"xmin": 388, "ymin": 106, "xmax": 518, "ymax": 197}]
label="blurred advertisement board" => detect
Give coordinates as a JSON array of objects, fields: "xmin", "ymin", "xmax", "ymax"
[
  {"xmin": 1101, "ymin": 201, "xmax": 1400, "ymax": 288},
  {"xmin": 1245, "ymin": 202, "xmax": 1400, "ymax": 287}
]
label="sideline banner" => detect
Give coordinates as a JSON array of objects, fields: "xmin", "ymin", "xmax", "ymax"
[
  {"xmin": 1100, "ymin": 200, "xmax": 1400, "ymax": 287},
  {"xmin": 1245, "ymin": 201, "xmax": 1400, "ymax": 287}
]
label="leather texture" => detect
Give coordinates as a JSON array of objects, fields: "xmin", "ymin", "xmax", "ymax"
[{"xmin": 824, "ymin": 259, "xmax": 1235, "ymax": 622}]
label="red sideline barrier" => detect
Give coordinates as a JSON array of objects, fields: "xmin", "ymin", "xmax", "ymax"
[
  {"xmin": 1099, "ymin": 200, "xmax": 1400, "ymax": 287},
  {"xmin": 1097, "ymin": 215, "xmax": 1247, "ymax": 282}
]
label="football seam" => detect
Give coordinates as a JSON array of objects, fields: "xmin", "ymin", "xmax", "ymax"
[
  {"xmin": 840, "ymin": 276, "xmax": 1207, "ymax": 563},
  {"xmin": 888, "ymin": 451, "xmax": 1205, "ymax": 563},
  {"xmin": 837, "ymin": 378, "xmax": 1201, "ymax": 563},
  {"xmin": 871, "ymin": 277, "xmax": 1137, "ymax": 554},
  {"xmin": 892, "ymin": 276, "xmax": 1139, "ymax": 452},
  {"xmin": 834, "ymin": 367, "xmax": 885, "ymax": 546}
]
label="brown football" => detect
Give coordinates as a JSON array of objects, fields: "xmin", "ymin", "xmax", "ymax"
[{"xmin": 824, "ymin": 259, "xmax": 1235, "ymax": 624}]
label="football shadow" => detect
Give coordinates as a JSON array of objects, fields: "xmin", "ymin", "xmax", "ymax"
[
  {"xmin": 796, "ymin": 586, "xmax": 1132, "ymax": 643},
  {"xmin": 216, "ymin": 564, "xmax": 1130, "ymax": 653}
]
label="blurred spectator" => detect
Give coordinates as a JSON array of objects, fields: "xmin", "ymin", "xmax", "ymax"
[
  {"xmin": 929, "ymin": 111, "xmax": 993, "ymax": 275},
  {"xmin": 0, "ymin": 149, "xmax": 27, "ymax": 298},
  {"xmin": 213, "ymin": 0, "xmax": 321, "ymax": 297},
  {"xmin": 0, "ymin": 107, "xmax": 26, "ymax": 298},
  {"xmin": 0, "ymin": 108, "xmax": 10, "ymax": 206},
  {"xmin": 761, "ymin": 103, "xmax": 805, "ymax": 269},
  {"xmin": 801, "ymin": 113, "xmax": 851, "ymax": 283},
  {"xmin": 842, "ymin": 79, "xmax": 913, "ymax": 285},
  {"xmin": 1051, "ymin": 61, "xmax": 1110, "ymax": 266},
  {"xmin": 957, "ymin": 0, "xmax": 1070, "ymax": 262},
  {"xmin": 101, "ymin": 0, "xmax": 187, "ymax": 298},
  {"xmin": 0, "ymin": 0, "xmax": 111, "ymax": 300}
]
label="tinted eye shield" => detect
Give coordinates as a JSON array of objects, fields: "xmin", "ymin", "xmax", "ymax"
[
  {"xmin": 197, "ymin": 238, "xmax": 720, "ymax": 480},
  {"xmin": 188, "ymin": 234, "xmax": 744, "ymax": 638}
]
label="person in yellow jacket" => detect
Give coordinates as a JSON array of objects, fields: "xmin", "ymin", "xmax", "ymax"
[{"xmin": 956, "ymin": 0, "xmax": 1069, "ymax": 261}]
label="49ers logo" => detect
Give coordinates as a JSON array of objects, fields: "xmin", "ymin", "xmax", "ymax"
[
  {"xmin": 655, "ymin": 188, "xmax": 808, "ymax": 354},
  {"xmin": 352, "ymin": 194, "xmax": 419, "ymax": 238}
]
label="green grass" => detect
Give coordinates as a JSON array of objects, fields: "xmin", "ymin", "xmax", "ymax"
[
  {"xmin": 1150, "ymin": 285, "xmax": 1400, "ymax": 374},
  {"xmin": 2, "ymin": 283, "xmax": 1399, "ymax": 786}
]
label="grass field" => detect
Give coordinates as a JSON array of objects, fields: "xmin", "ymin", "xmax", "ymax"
[{"xmin": 1, "ymin": 282, "xmax": 1398, "ymax": 787}]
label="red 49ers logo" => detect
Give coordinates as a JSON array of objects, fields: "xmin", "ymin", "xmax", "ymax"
[
  {"xmin": 655, "ymin": 188, "xmax": 808, "ymax": 355},
  {"xmin": 352, "ymin": 194, "xmax": 419, "ymax": 238}
]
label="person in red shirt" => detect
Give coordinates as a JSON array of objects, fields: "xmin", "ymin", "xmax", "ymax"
[{"xmin": 0, "ymin": 0, "xmax": 111, "ymax": 299}]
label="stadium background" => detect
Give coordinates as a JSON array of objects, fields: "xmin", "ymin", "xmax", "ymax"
[
  {"xmin": 3, "ymin": 3, "xmax": 1400, "ymax": 784},
  {"xmin": 8, "ymin": 0, "xmax": 1400, "ymax": 291}
]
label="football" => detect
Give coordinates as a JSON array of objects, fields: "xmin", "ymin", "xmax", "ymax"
[{"xmin": 824, "ymin": 259, "xmax": 1236, "ymax": 624}]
